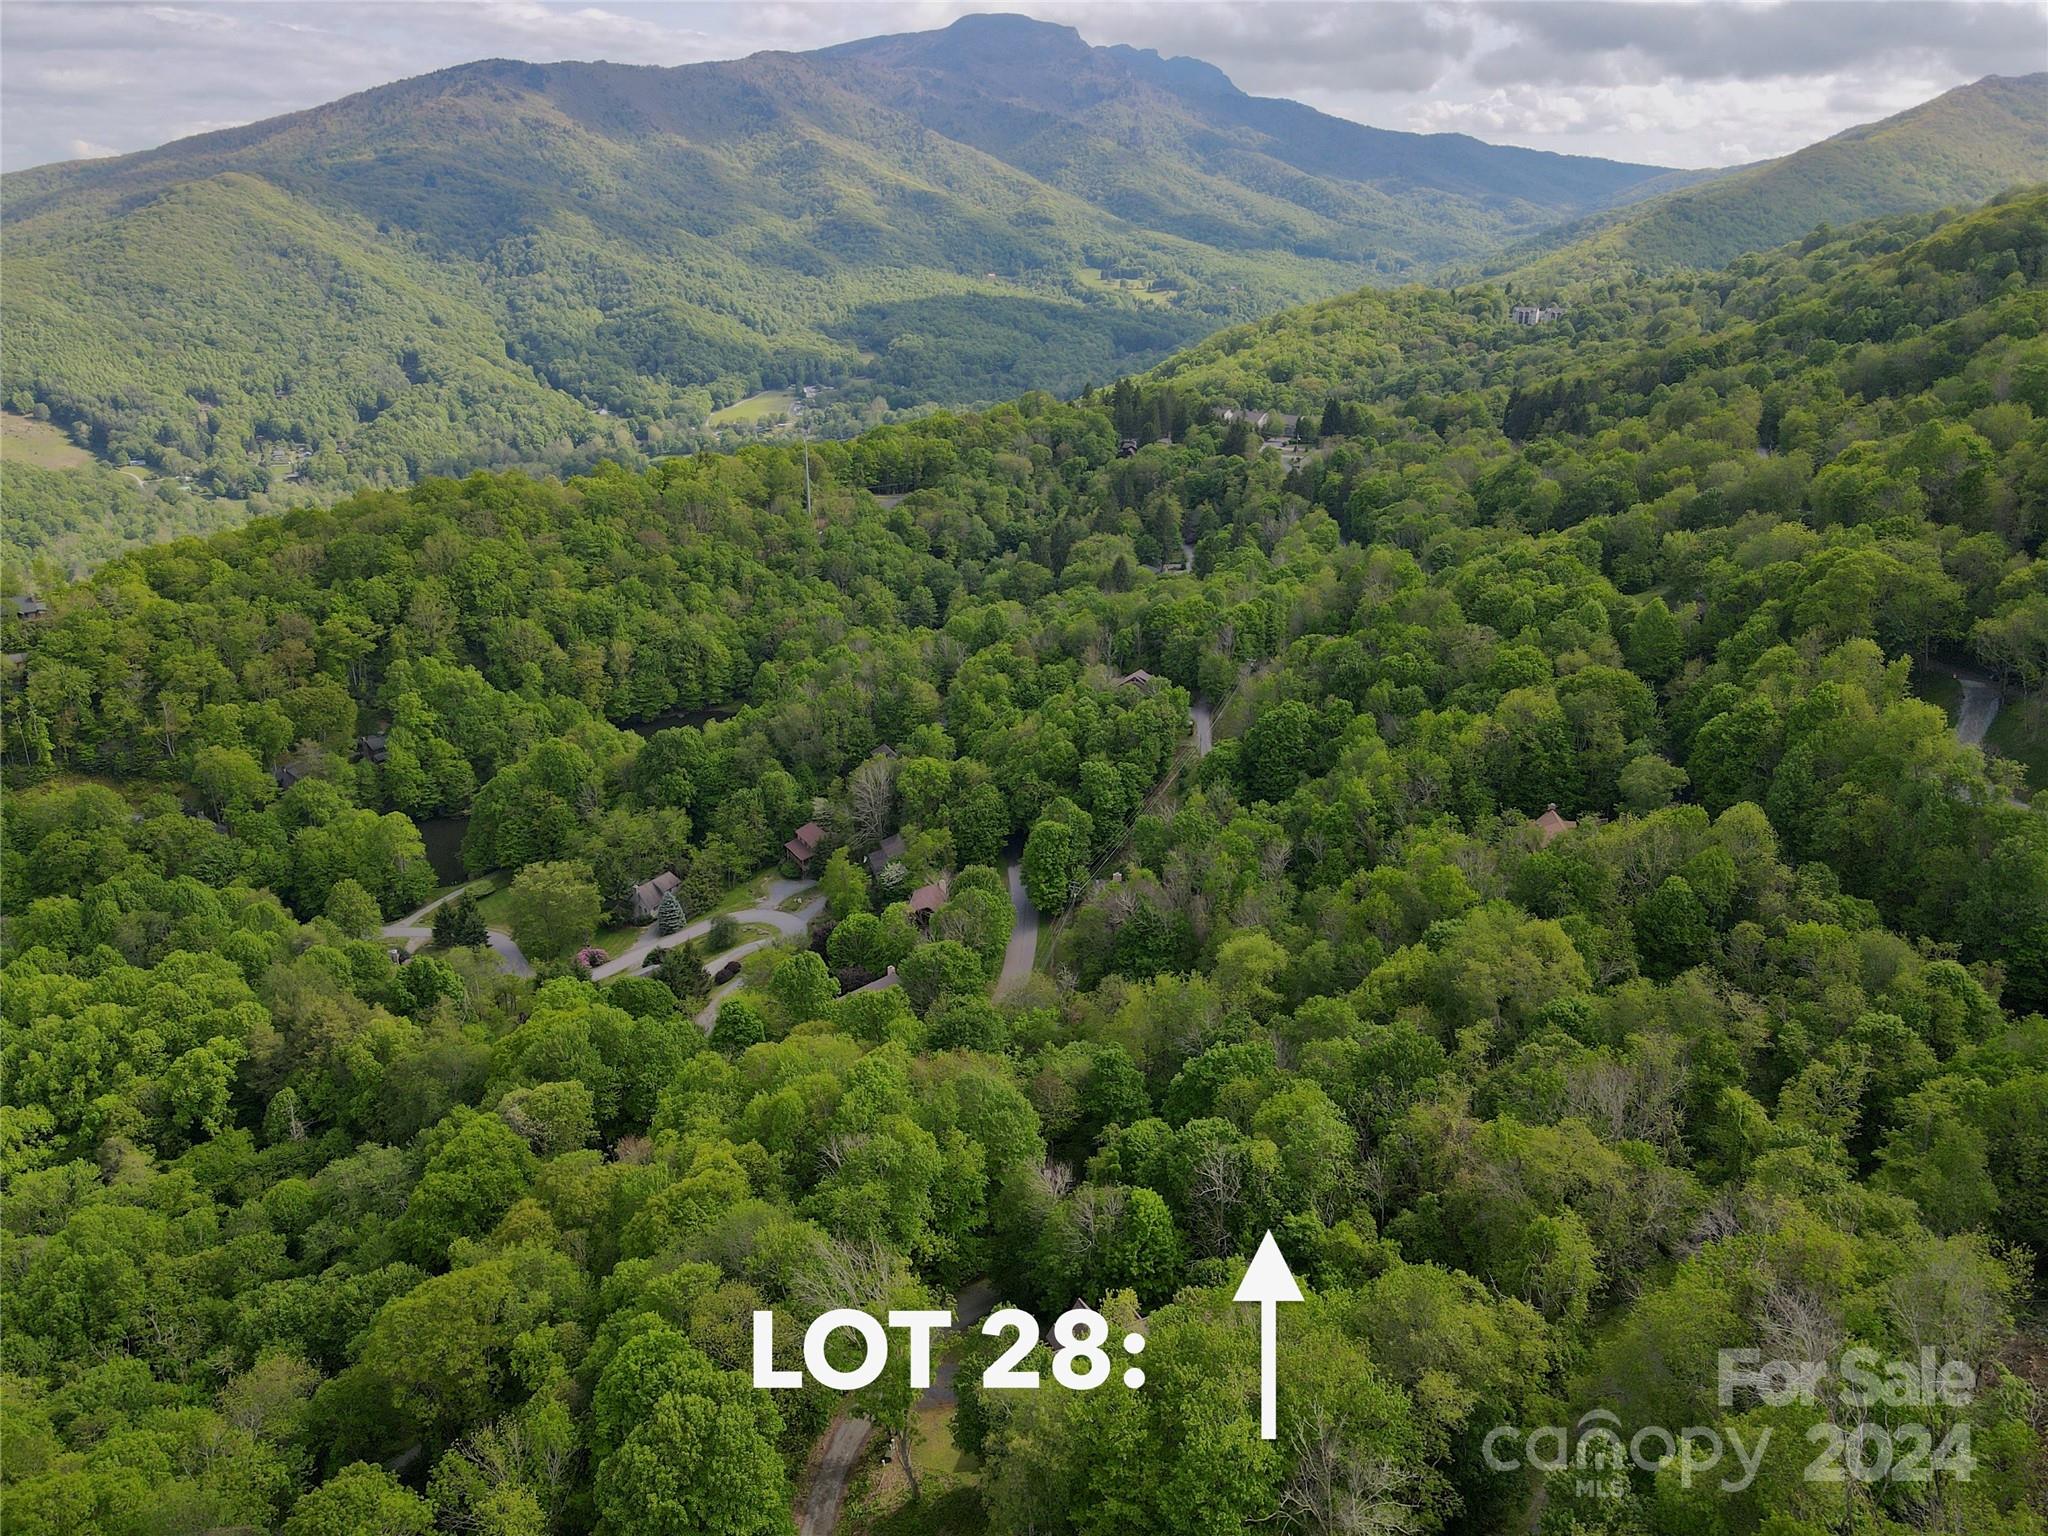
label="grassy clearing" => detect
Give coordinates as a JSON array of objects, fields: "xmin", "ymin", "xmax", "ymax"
[
  {"xmin": 842, "ymin": 1410, "xmax": 982, "ymax": 1535},
  {"xmin": 709, "ymin": 389, "xmax": 796, "ymax": 426},
  {"xmin": 1074, "ymin": 266, "xmax": 1177, "ymax": 306},
  {"xmin": 1986, "ymin": 691, "xmax": 2048, "ymax": 790},
  {"xmin": 2, "ymin": 411, "xmax": 96, "ymax": 470}
]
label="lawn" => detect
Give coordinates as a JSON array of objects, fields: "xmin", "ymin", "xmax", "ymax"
[
  {"xmin": 471, "ymin": 870, "xmax": 794, "ymax": 960},
  {"xmin": 842, "ymin": 1403, "xmax": 982, "ymax": 1536},
  {"xmin": 1986, "ymin": 691, "xmax": 2048, "ymax": 791},
  {"xmin": 708, "ymin": 389, "xmax": 796, "ymax": 426}
]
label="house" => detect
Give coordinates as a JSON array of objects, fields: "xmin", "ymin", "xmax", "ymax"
[
  {"xmin": 1117, "ymin": 437, "xmax": 1139, "ymax": 458},
  {"xmin": 1512, "ymin": 304, "xmax": 1564, "ymax": 326},
  {"xmin": 784, "ymin": 820, "xmax": 826, "ymax": 871},
  {"xmin": 908, "ymin": 878, "xmax": 949, "ymax": 925},
  {"xmin": 866, "ymin": 832, "xmax": 908, "ymax": 879},
  {"xmin": 1116, "ymin": 669, "xmax": 1156, "ymax": 693},
  {"xmin": 355, "ymin": 733, "xmax": 389, "ymax": 765},
  {"xmin": 869, "ymin": 742, "xmax": 900, "ymax": 761},
  {"xmin": 11, "ymin": 595, "xmax": 51, "ymax": 622},
  {"xmin": 273, "ymin": 762, "xmax": 307, "ymax": 791},
  {"xmin": 1532, "ymin": 804, "xmax": 1578, "ymax": 846},
  {"xmin": 631, "ymin": 869, "xmax": 682, "ymax": 923}
]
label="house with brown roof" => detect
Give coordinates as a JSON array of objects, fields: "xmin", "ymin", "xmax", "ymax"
[
  {"xmin": 631, "ymin": 869, "xmax": 681, "ymax": 922},
  {"xmin": 1532, "ymin": 804, "xmax": 1577, "ymax": 846},
  {"xmin": 908, "ymin": 878, "xmax": 949, "ymax": 926},
  {"xmin": 1116, "ymin": 669, "xmax": 1156, "ymax": 693},
  {"xmin": 867, "ymin": 832, "xmax": 908, "ymax": 879},
  {"xmin": 784, "ymin": 820, "xmax": 826, "ymax": 871}
]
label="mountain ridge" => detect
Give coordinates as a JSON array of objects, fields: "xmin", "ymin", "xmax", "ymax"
[
  {"xmin": 1484, "ymin": 69, "xmax": 2048, "ymax": 286},
  {"xmin": 2, "ymin": 14, "xmax": 1691, "ymax": 503}
]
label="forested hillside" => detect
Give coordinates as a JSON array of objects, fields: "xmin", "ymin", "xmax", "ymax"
[
  {"xmin": 1485, "ymin": 72, "xmax": 2048, "ymax": 287},
  {"xmin": 0, "ymin": 15, "xmax": 1677, "ymax": 508},
  {"xmin": 3, "ymin": 192, "xmax": 2046, "ymax": 1536}
]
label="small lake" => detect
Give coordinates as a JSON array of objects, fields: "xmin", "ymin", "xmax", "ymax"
[{"xmin": 416, "ymin": 814, "xmax": 471, "ymax": 885}]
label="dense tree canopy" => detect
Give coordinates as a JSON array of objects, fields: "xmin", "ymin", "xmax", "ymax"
[{"xmin": 3, "ymin": 190, "xmax": 2047, "ymax": 1536}]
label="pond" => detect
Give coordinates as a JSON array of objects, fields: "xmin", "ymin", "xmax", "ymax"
[{"xmin": 416, "ymin": 814, "xmax": 471, "ymax": 886}]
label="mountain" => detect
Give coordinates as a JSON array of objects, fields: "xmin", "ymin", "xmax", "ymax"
[
  {"xmin": 1487, "ymin": 72, "xmax": 2048, "ymax": 287},
  {"xmin": 0, "ymin": 14, "xmax": 1680, "ymax": 502}
]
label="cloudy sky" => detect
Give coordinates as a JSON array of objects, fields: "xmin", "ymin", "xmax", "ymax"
[{"xmin": 3, "ymin": 1, "xmax": 2041, "ymax": 173}]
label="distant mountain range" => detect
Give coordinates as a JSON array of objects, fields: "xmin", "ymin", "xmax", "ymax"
[
  {"xmin": 1487, "ymin": 71, "xmax": 2048, "ymax": 287},
  {"xmin": 2, "ymin": 13, "xmax": 2043, "ymax": 503},
  {"xmin": 0, "ymin": 14, "xmax": 1679, "ymax": 496}
]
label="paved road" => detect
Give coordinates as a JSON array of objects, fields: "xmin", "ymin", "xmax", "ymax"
[
  {"xmin": 996, "ymin": 858, "xmax": 1038, "ymax": 998},
  {"xmin": 797, "ymin": 1417, "xmax": 874, "ymax": 1536},
  {"xmin": 1943, "ymin": 663, "xmax": 2034, "ymax": 808},
  {"xmin": 1192, "ymin": 695, "xmax": 1214, "ymax": 758},
  {"xmin": 590, "ymin": 879, "xmax": 819, "ymax": 981},
  {"xmin": 1954, "ymin": 667, "xmax": 2003, "ymax": 747},
  {"xmin": 794, "ymin": 1281, "xmax": 998, "ymax": 1536},
  {"xmin": 380, "ymin": 884, "xmax": 533, "ymax": 977}
]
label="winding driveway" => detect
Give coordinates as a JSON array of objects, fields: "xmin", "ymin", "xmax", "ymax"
[
  {"xmin": 380, "ymin": 885, "xmax": 534, "ymax": 978},
  {"xmin": 795, "ymin": 1281, "xmax": 998, "ymax": 1536},
  {"xmin": 591, "ymin": 877, "xmax": 822, "ymax": 981},
  {"xmin": 1953, "ymin": 666, "xmax": 2003, "ymax": 748}
]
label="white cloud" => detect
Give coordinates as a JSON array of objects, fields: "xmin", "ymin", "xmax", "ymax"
[{"xmin": 0, "ymin": 1, "xmax": 2037, "ymax": 172}]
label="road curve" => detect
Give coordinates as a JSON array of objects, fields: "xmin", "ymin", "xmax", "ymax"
[
  {"xmin": 590, "ymin": 879, "xmax": 819, "ymax": 980},
  {"xmin": 380, "ymin": 883, "xmax": 534, "ymax": 976}
]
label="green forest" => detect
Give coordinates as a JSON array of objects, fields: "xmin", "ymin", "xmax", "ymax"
[
  {"xmin": 0, "ymin": 13, "xmax": 1693, "ymax": 535},
  {"xmin": 2, "ymin": 187, "xmax": 2046, "ymax": 1536}
]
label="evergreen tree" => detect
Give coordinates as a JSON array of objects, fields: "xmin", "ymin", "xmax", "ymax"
[
  {"xmin": 656, "ymin": 888, "xmax": 686, "ymax": 935},
  {"xmin": 432, "ymin": 891, "xmax": 489, "ymax": 949}
]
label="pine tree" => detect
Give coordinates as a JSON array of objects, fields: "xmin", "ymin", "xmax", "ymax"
[
  {"xmin": 656, "ymin": 888, "xmax": 685, "ymax": 935},
  {"xmin": 433, "ymin": 892, "xmax": 488, "ymax": 949}
]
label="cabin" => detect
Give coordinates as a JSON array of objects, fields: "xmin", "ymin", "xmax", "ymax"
[
  {"xmin": 631, "ymin": 869, "xmax": 682, "ymax": 923},
  {"xmin": 784, "ymin": 820, "xmax": 826, "ymax": 871},
  {"xmin": 11, "ymin": 595, "xmax": 51, "ymax": 622},
  {"xmin": 1511, "ymin": 305, "xmax": 1564, "ymax": 326},
  {"xmin": 867, "ymin": 832, "xmax": 908, "ymax": 879},
  {"xmin": 1117, "ymin": 437, "xmax": 1139, "ymax": 458},
  {"xmin": 355, "ymin": 733, "xmax": 389, "ymax": 766},
  {"xmin": 273, "ymin": 763, "xmax": 308, "ymax": 792},
  {"xmin": 1116, "ymin": 669, "xmax": 1157, "ymax": 694},
  {"xmin": 869, "ymin": 742, "xmax": 900, "ymax": 761},
  {"xmin": 1532, "ymin": 804, "xmax": 1578, "ymax": 846},
  {"xmin": 908, "ymin": 878, "xmax": 950, "ymax": 926}
]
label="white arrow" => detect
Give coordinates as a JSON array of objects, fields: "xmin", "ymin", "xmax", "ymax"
[{"xmin": 1233, "ymin": 1229, "xmax": 1302, "ymax": 1440}]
